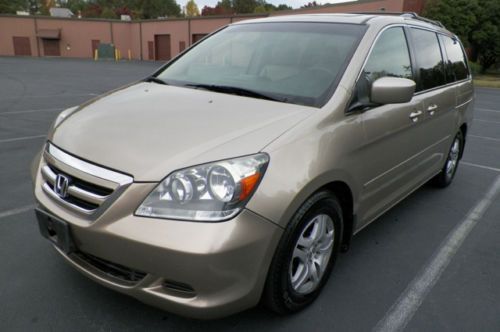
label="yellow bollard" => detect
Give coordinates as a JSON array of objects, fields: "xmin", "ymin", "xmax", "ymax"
[
  {"xmin": 94, "ymin": 49, "xmax": 98, "ymax": 61},
  {"xmin": 128, "ymin": 49, "xmax": 131, "ymax": 61},
  {"xmin": 114, "ymin": 49, "xmax": 118, "ymax": 61}
]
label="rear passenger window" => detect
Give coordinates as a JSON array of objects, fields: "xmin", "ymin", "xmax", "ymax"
[
  {"xmin": 363, "ymin": 27, "xmax": 413, "ymax": 83},
  {"xmin": 410, "ymin": 28, "xmax": 446, "ymax": 91},
  {"xmin": 440, "ymin": 35, "xmax": 469, "ymax": 82}
]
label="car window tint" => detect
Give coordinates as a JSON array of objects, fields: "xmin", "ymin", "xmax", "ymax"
[
  {"xmin": 157, "ymin": 23, "xmax": 366, "ymax": 108},
  {"xmin": 410, "ymin": 28, "xmax": 446, "ymax": 91},
  {"xmin": 440, "ymin": 35, "xmax": 469, "ymax": 82},
  {"xmin": 363, "ymin": 27, "xmax": 413, "ymax": 84}
]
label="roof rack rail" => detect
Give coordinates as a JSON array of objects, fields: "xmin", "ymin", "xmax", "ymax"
[{"xmin": 354, "ymin": 11, "xmax": 445, "ymax": 28}]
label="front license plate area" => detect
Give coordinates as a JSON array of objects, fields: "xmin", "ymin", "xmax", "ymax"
[{"xmin": 36, "ymin": 208, "xmax": 75, "ymax": 254}]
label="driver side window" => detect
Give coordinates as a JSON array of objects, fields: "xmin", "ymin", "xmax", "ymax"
[
  {"xmin": 351, "ymin": 27, "xmax": 413, "ymax": 110},
  {"xmin": 364, "ymin": 27, "xmax": 413, "ymax": 84}
]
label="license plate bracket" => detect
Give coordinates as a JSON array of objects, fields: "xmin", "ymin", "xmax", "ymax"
[{"xmin": 36, "ymin": 208, "xmax": 75, "ymax": 254}]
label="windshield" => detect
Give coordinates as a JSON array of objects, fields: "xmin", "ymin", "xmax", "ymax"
[{"xmin": 155, "ymin": 22, "xmax": 366, "ymax": 108}]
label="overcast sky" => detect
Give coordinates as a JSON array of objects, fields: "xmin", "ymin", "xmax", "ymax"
[{"xmin": 177, "ymin": 0, "xmax": 355, "ymax": 10}]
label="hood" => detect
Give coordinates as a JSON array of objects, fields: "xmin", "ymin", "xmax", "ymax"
[{"xmin": 51, "ymin": 82, "xmax": 314, "ymax": 181}]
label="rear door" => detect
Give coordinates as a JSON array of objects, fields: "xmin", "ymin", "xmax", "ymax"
[
  {"xmin": 439, "ymin": 34, "xmax": 474, "ymax": 128},
  {"xmin": 406, "ymin": 27, "xmax": 457, "ymax": 175}
]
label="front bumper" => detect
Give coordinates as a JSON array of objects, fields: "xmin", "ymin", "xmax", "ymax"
[{"xmin": 33, "ymin": 155, "xmax": 283, "ymax": 319}]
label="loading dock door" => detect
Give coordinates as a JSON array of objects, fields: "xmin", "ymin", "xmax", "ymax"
[
  {"xmin": 12, "ymin": 37, "xmax": 32, "ymax": 56},
  {"xmin": 192, "ymin": 34, "xmax": 208, "ymax": 44},
  {"xmin": 43, "ymin": 39, "xmax": 60, "ymax": 56},
  {"xmin": 154, "ymin": 34, "xmax": 171, "ymax": 61}
]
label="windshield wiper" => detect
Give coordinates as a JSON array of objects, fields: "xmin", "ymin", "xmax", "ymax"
[
  {"xmin": 143, "ymin": 76, "xmax": 169, "ymax": 85},
  {"xmin": 184, "ymin": 84, "xmax": 284, "ymax": 102}
]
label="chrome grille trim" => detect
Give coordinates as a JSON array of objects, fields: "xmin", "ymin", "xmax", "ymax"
[
  {"xmin": 45, "ymin": 143, "xmax": 132, "ymax": 186},
  {"xmin": 42, "ymin": 165, "xmax": 109, "ymax": 206},
  {"xmin": 41, "ymin": 143, "xmax": 133, "ymax": 219},
  {"xmin": 42, "ymin": 182, "xmax": 97, "ymax": 215}
]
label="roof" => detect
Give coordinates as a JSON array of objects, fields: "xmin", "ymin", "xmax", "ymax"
[
  {"xmin": 49, "ymin": 7, "xmax": 74, "ymax": 18},
  {"xmin": 233, "ymin": 13, "xmax": 451, "ymax": 34},
  {"xmin": 237, "ymin": 13, "xmax": 373, "ymax": 25}
]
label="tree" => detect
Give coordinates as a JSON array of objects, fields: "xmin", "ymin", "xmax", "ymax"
[
  {"xmin": 41, "ymin": 0, "xmax": 56, "ymax": 15},
  {"xmin": 276, "ymin": 4, "xmax": 292, "ymax": 11},
  {"xmin": 82, "ymin": 3, "xmax": 103, "ymax": 17},
  {"xmin": 232, "ymin": 0, "xmax": 257, "ymax": 14},
  {"xmin": 141, "ymin": 0, "xmax": 181, "ymax": 18},
  {"xmin": 100, "ymin": 7, "xmax": 117, "ymax": 18},
  {"xmin": 66, "ymin": 0, "xmax": 87, "ymax": 14},
  {"xmin": 185, "ymin": 0, "xmax": 199, "ymax": 16},
  {"xmin": 423, "ymin": 0, "xmax": 499, "ymax": 72},
  {"xmin": 201, "ymin": 1, "xmax": 234, "ymax": 16},
  {"xmin": 218, "ymin": 0, "xmax": 232, "ymax": 11},
  {"xmin": 0, "ymin": 0, "xmax": 28, "ymax": 14},
  {"xmin": 301, "ymin": 1, "xmax": 319, "ymax": 8}
]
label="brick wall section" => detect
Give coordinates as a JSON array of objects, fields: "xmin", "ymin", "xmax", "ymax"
[{"xmin": 0, "ymin": 0, "xmax": 425, "ymax": 60}]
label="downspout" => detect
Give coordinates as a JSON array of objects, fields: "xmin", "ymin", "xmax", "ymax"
[{"xmin": 34, "ymin": 16, "xmax": 40, "ymax": 57}]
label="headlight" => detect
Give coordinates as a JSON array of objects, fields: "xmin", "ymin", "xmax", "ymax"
[{"xmin": 136, "ymin": 153, "xmax": 269, "ymax": 221}]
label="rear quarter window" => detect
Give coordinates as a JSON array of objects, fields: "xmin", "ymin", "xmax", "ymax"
[
  {"xmin": 439, "ymin": 35, "xmax": 469, "ymax": 82},
  {"xmin": 409, "ymin": 28, "xmax": 446, "ymax": 91}
]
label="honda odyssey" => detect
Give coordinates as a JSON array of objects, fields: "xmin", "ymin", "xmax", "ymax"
[{"xmin": 32, "ymin": 13, "xmax": 473, "ymax": 319}]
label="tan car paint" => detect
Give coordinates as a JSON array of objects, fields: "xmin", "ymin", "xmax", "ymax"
[
  {"xmin": 50, "ymin": 83, "xmax": 315, "ymax": 182},
  {"xmin": 32, "ymin": 14, "xmax": 474, "ymax": 318}
]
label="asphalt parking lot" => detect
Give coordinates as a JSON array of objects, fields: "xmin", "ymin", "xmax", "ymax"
[{"xmin": 1, "ymin": 57, "xmax": 499, "ymax": 331}]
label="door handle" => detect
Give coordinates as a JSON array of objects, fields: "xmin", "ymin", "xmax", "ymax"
[
  {"xmin": 409, "ymin": 110, "xmax": 423, "ymax": 122},
  {"xmin": 427, "ymin": 104, "xmax": 438, "ymax": 115}
]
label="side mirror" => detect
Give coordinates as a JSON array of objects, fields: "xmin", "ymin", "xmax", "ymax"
[{"xmin": 370, "ymin": 77, "xmax": 416, "ymax": 104}]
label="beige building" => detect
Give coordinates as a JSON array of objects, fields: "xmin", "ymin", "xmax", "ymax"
[{"xmin": 0, "ymin": 0, "xmax": 426, "ymax": 61}]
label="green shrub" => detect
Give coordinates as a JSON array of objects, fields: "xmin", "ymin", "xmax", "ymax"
[{"xmin": 469, "ymin": 61, "xmax": 482, "ymax": 76}]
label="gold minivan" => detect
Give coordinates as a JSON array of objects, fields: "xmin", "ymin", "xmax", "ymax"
[{"xmin": 32, "ymin": 13, "xmax": 473, "ymax": 319}]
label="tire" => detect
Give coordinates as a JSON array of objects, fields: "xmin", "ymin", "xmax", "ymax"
[
  {"xmin": 431, "ymin": 130, "xmax": 464, "ymax": 188},
  {"xmin": 263, "ymin": 191, "xmax": 343, "ymax": 314}
]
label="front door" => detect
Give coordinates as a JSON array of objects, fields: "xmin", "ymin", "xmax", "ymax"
[{"xmin": 355, "ymin": 26, "xmax": 427, "ymax": 226}]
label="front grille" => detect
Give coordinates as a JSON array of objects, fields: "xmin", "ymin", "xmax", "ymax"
[
  {"xmin": 72, "ymin": 251, "xmax": 147, "ymax": 285},
  {"xmin": 40, "ymin": 143, "xmax": 133, "ymax": 218}
]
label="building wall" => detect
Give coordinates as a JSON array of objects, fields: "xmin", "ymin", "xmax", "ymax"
[
  {"xmin": 190, "ymin": 17, "xmax": 231, "ymax": 44},
  {"xmin": 0, "ymin": 0, "xmax": 426, "ymax": 60},
  {"xmin": 0, "ymin": 17, "xmax": 38, "ymax": 56},
  {"xmin": 36, "ymin": 19, "xmax": 112, "ymax": 57},
  {"xmin": 402, "ymin": 0, "xmax": 427, "ymax": 13},
  {"xmin": 140, "ymin": 20, "xmax": 190, "ymax": 60}
]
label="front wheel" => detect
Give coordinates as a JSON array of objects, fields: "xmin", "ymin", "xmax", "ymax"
[
  {"xmin": 431, "ymin": 131, "xmax": 464, "ymax": 188},
  {"xmin": 263, "ymin": 191, "xmax": 342, "ymax": 314}
]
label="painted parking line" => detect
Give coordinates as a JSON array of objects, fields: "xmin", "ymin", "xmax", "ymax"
[
  {"xmin": 0, "ymin": 108, "xmax": 62, "ymax": 115},
  {"xmin": 475, "ymin": 119, "xmax": 500, "ymax": 125},
  {"xmin": 462, "ymin": 162, "xmax": 500, "ymax": 173},
  {"xmin": 476, "ymin": 108, "xmax": 500, "ymax": 113},
  {"xmin": 0, "ymin": 204, "xmax": 36, "ymax": 220},
  {"xmin": 373, "ymin": 175, "xmax": 500, "ymax": 332},
  {"xmin": 469, "ymin": 135, "xmax": 500, "ymax": 143},
  {"xmin": 0, "ymin": 93, "xmax": 97, "ymax": 101},
  {"xmin": 0, "ymin": 134, "xmax": 46, "ymax": 144}
]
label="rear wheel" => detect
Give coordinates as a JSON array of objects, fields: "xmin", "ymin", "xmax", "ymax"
[
  {"xmin": 263, "ymin": 191, "xmax": 342, "ymax": 314},
  {"xmin": 431, "ymin": 131, "xmax": 463, "ymax": 188}
]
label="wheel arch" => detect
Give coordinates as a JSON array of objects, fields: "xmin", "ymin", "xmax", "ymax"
[{"xmin": 459, "ymin": 123, "xmax": 467, "ymax": 159}]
